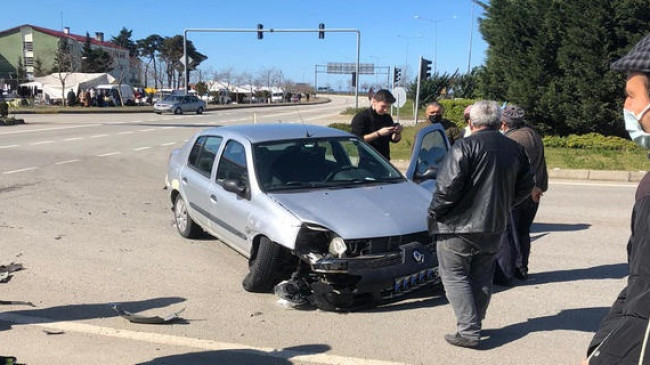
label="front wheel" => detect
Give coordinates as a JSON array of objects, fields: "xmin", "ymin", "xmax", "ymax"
[
  {"xmin": 196, "ymin": 107, "xmax": 204, "ymax": 114},
  {"xmin": 242, "ymin": 236, "xmax": 286, "ymax": 292},
  {"xmin": 173, "ymin": 107, "xmax": 182, "ymax": 115},
  {"xmin": 173, "ymin": 194, "xmax": 202, "ymax": 238}
]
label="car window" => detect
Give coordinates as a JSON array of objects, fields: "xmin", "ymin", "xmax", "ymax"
[
  {"xmin": 188, "ymin": 136, "xmax": 223, "ymax": 176},
  {"xmin": 216, "ymin": 140, "xmax": 248, "ymax": 183},
  {"xmin": 416, "ymin": 130, "xmax": 448, "ymax": 176}
]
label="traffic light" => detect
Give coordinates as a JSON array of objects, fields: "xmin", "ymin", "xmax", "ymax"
[
  {"xmin": 420, "ymin": 58, "xmax": 432, "ymax": 80},
  {"xmin": 351, "ymin": 71, "xmax": 357, "ymax": 87},
  {"xmin": 257, "ymin": 24, "xmax": 263, "ymax": 40},
  {"xmin": 393, "ymin": 67, "xmax": 401, "ymax": 84},
  {"xmin": 318, "ymin": 23, "xmax": 325, "ymax": 39}
]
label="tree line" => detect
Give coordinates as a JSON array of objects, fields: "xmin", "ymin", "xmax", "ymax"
[{"xmin": 412, "ymin": 0, "xmax": 650, "ymax": 137}]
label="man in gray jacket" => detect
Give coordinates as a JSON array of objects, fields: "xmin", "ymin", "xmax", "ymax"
[{"xmin": 428, "ymin": 100, "xmax": 534, "ymax": 348}]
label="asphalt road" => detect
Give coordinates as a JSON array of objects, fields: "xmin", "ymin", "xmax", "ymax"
[{"xmin": 0, "ymin": 97, "xmax": 637, "ymax": 364}]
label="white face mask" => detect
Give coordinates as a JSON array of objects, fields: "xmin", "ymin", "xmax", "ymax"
[{"xmin": 624, "ymin": 103, "xmax": 650, "ymax": 148}]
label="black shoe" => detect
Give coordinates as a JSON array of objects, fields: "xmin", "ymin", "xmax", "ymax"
[
  {"xmin": 515, "ymin": 267, "xmax": 528, "ymax": 280},
  {"xmin": 444, "ymin": 333, "xmax": 479, "ymax": 348}
]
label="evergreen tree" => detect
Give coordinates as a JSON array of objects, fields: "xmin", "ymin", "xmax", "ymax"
[
  {"xmin": 475, "ymin": 0, "xmax": 650, "ymax": 136},
  {"xmin": 81, "ymin": 33, "xmax": 114, "ymax": 73},
  {"xmin": 33, "ymin": 57, "xmax": 44, "ymax": 77},
  {"xmin": 16, "ymin": 56, "xmax": 26, "ymax": 81},
  {"xmin": 111, "ymin": 27, "xmax": 138, "ymax": 57},
  {"xmin": 137, "ymin": 34, "xmax": 163, "ymax": 88}
]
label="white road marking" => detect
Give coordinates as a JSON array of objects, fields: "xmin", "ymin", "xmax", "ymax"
[
  {"xmin": 118, "ymin": 131, "xmax": 134, "ymax": 135},
  {"xmin": 0, "ymin": 312, "xmax": 408, "ymax": 365},
  {"xmin": 138, "ymin": 128, "xmax": 155, "ymax": 132},
  {"xmin": 160, "ymin": 142, "xmax": 176, "ymax": 146},
  {"xmin": 64, "ymin": 137, "xmax": 83, "ymax": 141},
  {"xmin": 161, "ymin": 126, "xmax": 176, "ymax": 129},
  {"xmin": 3, "ymin": 167, "xmax": 38, "ymax": 174},
  {"xmin": 89, "ymin": 134, "xmax": 109, "ymax": 138},
  {"xmin": 96, "ymin": 152, "xmax": 121, "ymax": 157},
  {"xmin": 30, "ymin": 140, "xmax": 55, "ymax": 145},
  {"xmin": 55, "ymin": 159, "xmax": 80, "ymax": 165},
  {"xmin": 0, "ymin": 124, "xmax": 97, "ymax": 135},
  {"xmin": 133, "ymin": 146, "xmax": 151, "ymax": 151},
  {"xmin": 0, "ymin": 144, "xmax": 20, "ymax": 149}
]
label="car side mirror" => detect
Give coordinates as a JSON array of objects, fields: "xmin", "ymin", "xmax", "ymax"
[
  {"xmin": 414, "ymin": 167, "xmax": 438, "ymax": 182},
  {"xmin": 223, "ymin": 179, "xmax": 248, "ymax": 198}
]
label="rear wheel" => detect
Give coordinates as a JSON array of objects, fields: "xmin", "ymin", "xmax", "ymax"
[
  {"xmin": 173, "ymin": 194, "xmax": 202, "ymax": 238},
  {"xmin": 242, "ymin": 236, "xmax": 285, "ymax": 292},
  {"xmin": 174, "ymin": 107, "xmax": 182, "ymax": 115},
  {"xmin": 196, "ymin": 107, "xmax": 204, "ymax": 114}
]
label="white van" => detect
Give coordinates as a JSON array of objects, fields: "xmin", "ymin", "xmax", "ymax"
[
  {"xmin": 96, "ymin": 84, "xmax": 136, "ymax": 106},
  {"xmin": 271, "ymin": 92, "xmax": 284, "ymax": 103}
]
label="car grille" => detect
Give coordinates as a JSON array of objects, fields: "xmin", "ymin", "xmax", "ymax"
[{"xmin": 346, "ymin": 231, "xmax": 432, "ymax": 257}]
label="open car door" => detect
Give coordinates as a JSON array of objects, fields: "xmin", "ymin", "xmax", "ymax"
[{"xmin": 404, "ymin": 124, "xmax": 451, "ymax": 193}]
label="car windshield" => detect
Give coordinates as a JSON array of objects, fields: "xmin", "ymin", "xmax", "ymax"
[{"xmin": 253, "ymin": 137, "xmax": 405, "ymax": 192}]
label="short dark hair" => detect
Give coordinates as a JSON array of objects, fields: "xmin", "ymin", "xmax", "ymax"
[
  {"xmin": 373, "ymin": 89, "xmax": 396, "ymax": 104},
  {"xmin": 426, "ymin": 101, "xmax": 444, "ymax": 113}
]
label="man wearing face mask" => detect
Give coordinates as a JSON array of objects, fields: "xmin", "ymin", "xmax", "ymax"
[
  {"xmin": 582, "ymin": 33, "xmax": 650, "ymax": 365},
  {"xmin": 423, "ymin": 102, "xmax": 462, "ymax": 144}
]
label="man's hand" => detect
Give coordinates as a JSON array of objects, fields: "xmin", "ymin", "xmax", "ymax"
[
  {"xmin": 531, "ymin": 186, "xmax": 544, "ymax": 203},
  {"xmin": 377, "ymin": 125, "xmax": 397, "ymax": 137},
  {"xmin": 580, "ymin": 358, "xmax": 589, "ymax": 365}
]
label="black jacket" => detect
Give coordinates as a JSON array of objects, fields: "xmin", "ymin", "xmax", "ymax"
[
  {"xmin": 350, "ymin": 108, "xmax": 395, "ymax": 160},
  {"xmin": 587, "ymin": 172, "xmax": 650, "ymax": 364},
  {"xmin": 428, "ymin": 129, "xmax": 534, "ymax": 241}
]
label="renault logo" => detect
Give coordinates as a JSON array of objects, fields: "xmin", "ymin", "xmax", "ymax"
[{"xmin": 412, "ymin": 250, "xmax": 425, "ymax": 263}]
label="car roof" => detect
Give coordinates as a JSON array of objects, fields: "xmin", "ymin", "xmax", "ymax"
[{"xmin": 198, "ymin": 123, "xmax": 354, "ymax": 144}]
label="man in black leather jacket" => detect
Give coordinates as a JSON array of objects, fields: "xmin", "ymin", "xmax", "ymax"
[
  {"xmin": 583, "ymin": 32, "xmax": 650, "ymax": 365},
  {"xmin": 428, "ymin": 100, "xmax": 534, "ymax": 348}
]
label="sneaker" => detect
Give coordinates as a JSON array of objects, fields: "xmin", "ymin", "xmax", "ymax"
[{"xmin": 444, "ymin": 333, "xmax": 479, "ymax": 348}]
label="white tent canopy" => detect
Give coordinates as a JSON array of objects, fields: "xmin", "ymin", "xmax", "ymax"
[{"xmin": 33, "ymin": 72, "xmax": 116, "ymax": 99}]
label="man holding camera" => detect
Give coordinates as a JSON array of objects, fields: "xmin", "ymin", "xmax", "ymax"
[{"xmin": 351, "ymin": 89, "xmax": 403, "ymax": 160}]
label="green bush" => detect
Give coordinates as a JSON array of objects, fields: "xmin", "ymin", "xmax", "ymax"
[
  {"xmin": 439, "ymin": 99, "xmax": 475, "ymax": 128},
  {"xmin": 542, "ymin": 133, "xmax": 641, "ymax": 151},
  {"xmin": 328, "ymin": 122, "xmax": 352, "ymax": 133}
]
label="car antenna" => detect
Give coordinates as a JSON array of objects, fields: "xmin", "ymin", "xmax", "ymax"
[{"xmin": 292, "ymin": 100, "xmax": 311, "ymax": 137}]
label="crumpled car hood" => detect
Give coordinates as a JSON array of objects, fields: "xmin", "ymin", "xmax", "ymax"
[{"xmin": 269, "ymin": 182, "xmax": 431, "ymax": 239}]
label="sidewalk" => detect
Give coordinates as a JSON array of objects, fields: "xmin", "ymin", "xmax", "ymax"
[{"xmin": 391, "ymin": 159, "xmax": 646, "ymax": 183}]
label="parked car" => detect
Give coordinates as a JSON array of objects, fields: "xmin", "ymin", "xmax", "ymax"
[
  {"xmin": 154, "ymin": 95, "xmax": 206, "ymax": 114},
  {"xmin": 164, "ymin": 123, "xmax": 449, "ymax": 310}
]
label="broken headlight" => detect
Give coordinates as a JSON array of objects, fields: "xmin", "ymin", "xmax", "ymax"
[{"xmin": 328, "ymin": 236, "xmax": 347, "ymax": 258}]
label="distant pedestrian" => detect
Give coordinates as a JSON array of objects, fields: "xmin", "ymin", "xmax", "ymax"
[{"xmin": 428, "ymin": 100, "xmax": 534, "ymax": 348}]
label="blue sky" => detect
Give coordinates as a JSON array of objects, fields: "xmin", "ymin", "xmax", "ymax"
[{"xmin": 7, "ymin": 1, "xmax": 488, "ymax": 90}]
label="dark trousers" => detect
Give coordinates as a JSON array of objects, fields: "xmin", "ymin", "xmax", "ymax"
[
  {"xmin": 511, "ymin": 197, "xmax": 539, "ymax": 270},
  {"xmin": 436, "ymin": 233, "xmax": 500, "ymax": 340}
]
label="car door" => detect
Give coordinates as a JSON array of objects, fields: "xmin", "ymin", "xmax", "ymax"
[
  {"xmin": 209, "ymin": 139, "xmax": 255, "ymax": 255},
  {"xmin": 404, "ymin": 124, "xmax": 450, "ymax": 193},
  {"xmin": 181, "ymin": 135, "xmax": 223, "ymax": 229}
]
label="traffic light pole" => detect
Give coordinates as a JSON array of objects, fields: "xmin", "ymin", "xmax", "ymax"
[
  {"xmin": 183, "ymin": 27, "xmax": 362, "ymax": 108},
  {"xmin": 414, "ymin": 57, "xmax": 423, "ymax": 124}
]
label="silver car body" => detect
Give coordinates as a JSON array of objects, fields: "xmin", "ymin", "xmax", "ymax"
[
  {"xmin": 154, "ymin": 95, "xmax": 206, "ymax": 114},
  {"xmin": 165, "ymin": 123, "xmax": 449, "ymax": 307}
]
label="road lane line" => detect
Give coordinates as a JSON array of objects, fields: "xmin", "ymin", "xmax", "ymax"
[
  {"xmin": 118, "ymin": 131, "xmax": 134, "ymax": 135},
  {"xmin": 0, "ymin": 312, "xmax": 408, "ymax": 365},
  {"xmin": 89, "ymin": 134, "xmax": 109, "ymax": 138},
  {"xmin": 30, "ymin": 140, "xmax": 55, "ymax": 145},
  {"xmin": 0, "ymin": 124, "xmax": 97, "ymax": 135},
  {"xmin": 64, "ymin": 137, "xmax": 84, "ymax": 141},
  {"xmin": 0, "ymin": 144, "xmax": 20, "ymax": 149},
  {"xmin": 160, "ymin": 142, "xmax": 176, "ymax": 146},
  {"xmin": 138, "ymin": 128, "xmax": 155, "ymax": 132},
  {"xmin": 96, "ymin": 152, "xmax": 121, "ymax": 157},
  {"xmin": 3, "ymin": 167, "xmax": 38, "ymax": 174},
  {"xmin": 55, "ymin": 159, "xmax": 80, "ymax": 165},
  {"xmin": 133, "ymin": 146, "xmax": 151, "ymax": 151},
  {"xmin": 160, "ymin": 126, "xmax": 176, "ymax": 129}
]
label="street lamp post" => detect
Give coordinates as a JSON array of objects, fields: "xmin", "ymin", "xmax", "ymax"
[
  {"xmin": 414, "ymin": 15, "xmax": 457, "ymax": 75},
  {"xmin": 396, "ymin": 34, "xmax": 421, "ymax": 85}
]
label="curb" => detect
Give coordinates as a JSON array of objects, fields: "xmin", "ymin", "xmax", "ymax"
[{"xmin": 391, "ymin": 160, "xmax": 645, "ymax": 183}]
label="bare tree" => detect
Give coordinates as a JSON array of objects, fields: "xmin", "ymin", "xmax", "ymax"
[{"xmin": 52, "ymin": 38, "xmax": 76, "ymax": 107}]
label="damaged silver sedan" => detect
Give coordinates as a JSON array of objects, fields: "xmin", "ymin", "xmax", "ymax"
[{"xmin": 165, "ymin": 123, "xmax": 448, "ymax": 310}]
